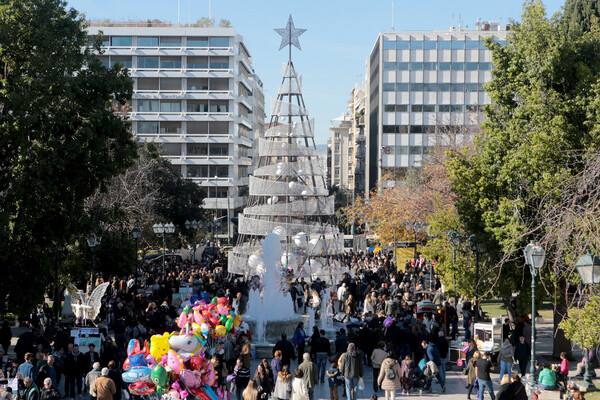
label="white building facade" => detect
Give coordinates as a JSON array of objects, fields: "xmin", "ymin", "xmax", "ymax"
[
  {"xmin": 86, "ymin": 25, "xmax": 265, "ymax": 237},
  {"xmin": 365, "ymin": 26, "xmax": 508, "ymax": 191}
]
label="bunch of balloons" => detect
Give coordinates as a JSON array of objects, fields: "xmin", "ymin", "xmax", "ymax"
[{"xmin": 122, "ymin": 297, "xmax": 245, "ymax": 400}]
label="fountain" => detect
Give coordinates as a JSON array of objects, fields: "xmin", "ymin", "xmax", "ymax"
[{"xmin": 244, "ymin": 232, "xmax": 303, "ymax": 343}]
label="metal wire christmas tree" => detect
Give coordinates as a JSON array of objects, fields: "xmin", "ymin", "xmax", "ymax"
[{"xmin": 228, "ymin": 15, "xmax": 343, "ymax": 280}]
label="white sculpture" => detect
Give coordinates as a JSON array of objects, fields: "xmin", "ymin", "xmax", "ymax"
[{"xmin": 64, "ymin": 282, "xmax": 110, "ymax": 325}]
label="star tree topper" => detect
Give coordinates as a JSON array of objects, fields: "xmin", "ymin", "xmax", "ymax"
[{"xmin": 274, "ymin": 15, "xmax": 306, "ymax": 51}]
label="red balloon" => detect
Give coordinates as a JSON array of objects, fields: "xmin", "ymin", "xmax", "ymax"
[
  {"xmin": 217, "ymin": 297, "xmax": 228, "ymax": 305},
  {"xmin": 202, "ymin": 311, "xmax": 212, "ymax": 319},
  {"xmin": 210, "ymin": 317, "xmax": 220, "ymax": 326}
]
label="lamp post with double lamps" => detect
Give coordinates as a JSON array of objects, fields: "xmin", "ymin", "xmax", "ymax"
[
  {"xmin": 523, "ymin": 242, "xmax": 546, "ymax": 382},
  {"xmin": 574, "ymin": 249, "xmax": 600, "ymax": 392},
  {"xmin": 447, "ymin": 231, "xmax": 463, "ymax": 293},
  {"xmin": 152, "ymin": 222, "xmax": 175, "ymax": 274}
]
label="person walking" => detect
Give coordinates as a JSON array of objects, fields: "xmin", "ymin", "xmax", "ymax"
[
  {"xmin": 514, "ymin": 336, "xmax": 530, "ymax": 376},
  {"xmin": 422, "ymin": 340, "xmax": 445, "ymax": 392},
  {"xmin": 496, "ymin": 376, "xmax": 513, "ymax": 400},
  {"xmin": 273, "ymin": 365, "xmax": 292, "ymax": 400},
  {"xmin": 40, "ymin": 379, "xmax": 60, "ymax": 400},
  {"xmin": 466, "ymin": 351, "xmax": 481, "ymax": 400},
  {"xmin": 297, "ymin": 354, "xmax": 317, "ymax": 400},
  {"xmin": 510, "ymin": 374, "xmax": 527, "ymax": 400},
  {"xmin": 271, "ymin": 351, "xmax": 284, "ymax": 383},
  {"xmin": 23, "ymin": 377, "xmax": 40, "ymax": 400},
  {"xmin": 17, "ymin": 353, "xmax": 35, "ymax": 382},
  {"xmin": 93, "ymin": 368, "xmax": 116, "ymax": 400},
  {"xmin": 233, "ymin": 358, "xmax": 250, "ymax": 400},
  {"xmin": 310, "ymin": 330, "xmax": 331, "ymax": 384},
  {"xmin": 85, "ymin": 363, "xmax": 102, "ymax": 400},
  {"xmin": 291, "ymin": 370, "xmax": 309, "ymax": 400},
  {"xmin": 498, "ymin": 339, "xmax": 514, "ymax": 383},
  {"xmin": 400, "ymin": 355, "xmax": 415, "ymax": 395},
  {"xmin": 377, "ymin": 352, "xmax": 402, "ymax": 400},
  {"xmin": 65, "ymin": 344, "xmax": 86, "ymax": 400},
  {"xmin": 325, "ymin": 363, "xmax": 341, "ymax": 400},
  {"xmin": 339, "ymin": 343, "xmax": 363, "ymax": 400},
  {"xmin": 370, "ymin": 342, "xmax": 387, "ymax": 393},
  {"xmin": 476, "ymin": 352, "xmax": 495, "ymax": 400}
]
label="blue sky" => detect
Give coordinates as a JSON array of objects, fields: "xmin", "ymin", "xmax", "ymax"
[{"xmin": 67, "ymin": 0, "xmax": 565, "ymax": 144}]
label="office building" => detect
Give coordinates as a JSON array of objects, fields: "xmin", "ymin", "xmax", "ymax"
[
  {"xmin": 365, "ymin": 23, "xmax": 508, "ymax": 191},
  {"xmin": 86, "ymin": 24, "xmax": 265, "ymax": 238}
]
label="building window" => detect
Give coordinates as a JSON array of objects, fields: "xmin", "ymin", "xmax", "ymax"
[
  {"xmin": 160, "ymin": 78, "xmax": 181, "ymax": 91},
  {"xmin": 137, "ymin": 56, "xmax": 159, "ymax": 69},
  {"xmin": 466, "ymin": 62, "xmax": 478, "ymax": 71},
  {"xmin": 383, "ymin": 62, "xmax": 396, "ymax": 71},
  {"xmin": 160, "ymin": 121, "xmax": 181, "ymax": 134},
  {"xmin": 110, "ymin": 56, "xmax": 132, "ymax": 68},
  {"xmin": 397, "ymin": 62, "xmax": 409, "ymax": 70},
  {"xmin": 479, "ymin": 62, "xmax": 492, "ymax": 70},
  {"xmin": 187, "ymin": 165, "xmax": 208, "ymax": 177},
  {"xmin": 213, "ymin": 165, "xmax": 229, "ymax": 177},
  {"xmin": 383, "ymin": 40, "xmax": 395, "ymax": 50},
  {"xmin": 384, "ymin": 105, "xmax": 395, "ymax": 112},
  {"xmin": 383, "ymin": 83, "xmax": 395, "ymax": 92},
  {"xmin": 160, "ymin": 57, "xmax": 181, "ymax": 69},
  {"xmin": 438, "ymin": 105, "xmax": 451, "ymax": 112},
  {"xmin": 396, "ymin": 41, "xmax": 410, "ymax": 50},
  {"xmin": 410, "ymin": 83, "xmax": 423, "ymax": 91},
  {"xmin": 410, "ymin": 62, "xmax": 423, "ymax": 70},
  {"xmin": 160, "ymin": 101, "xmax": 181, "ymax": 113},
  {"xmin": 187, "ymin": 101, "xmax": 209, "ymax": 113},
  {"xmin": 438, "ymin": 83, "xmax": 451, "ymax": 92},
  {"xmin": 465, "ymin": 40, "xmax": 479, "ymax": 49},
  {"xmin": 187, "ymin": 56, "xmax": 208, "ymax": 69},
  {"xmin": 188, "ymin": 37, "xmax": 209, "ymax": 47},
  {"xmin": 96, "ymin": 56, "xmax": 109, "ymax": 68},
  {"xmin": 451, "ymin": 62, "xmax": 464, "ymax": 70},
  {"xmin": 137, "ymin": 37, "xmax": 159, "ymax": 47},
  {"xmin": 439, "ymin": 62, "xmax": 451, "ymax": 71},
  {"xmin": 451, "ymin": 105, "xmax": 464, "ymax": 112},
  {"xmin": 452, "ymin": 40, "xmax": 464, "ymax": 50},
  {"xmin": 451, "ymin": 83, "xmax": 464, "ymax": 91},
  {"xmin": 409, "ymin": 146, "xmax": 422, "ymax": 155},
  {"xmin": 466, "ymin": 83, "xmax": 479, "ymax": 92},
  {"xmin": 424, "ymin": 83, "xmax": 436, "ymax": 92},
  {"xmin": 209, "ymin": 57, "xmax": 229, "ymax": 69},
  {"xmin": 111, "ymin": 36, "xmax": 132, "ymax": 46},
  {"xmin": 187, "ymin": 121, "xmax": 209, "ymax": 134},
  {"xmin": 210, "ymin": 144, "xmax": 229, "ymax": 156},
  {"xmin": 137, "ymin": 121, "xmax": 159, "ymax": 133},
  {"xmin": 187, "ymin": 143, "xmax": 208, "ymax": 156},
  {"xmin": 137, "ymin": 78, "xmax": 159, "ymax": 91},
  {"xmin": 424, "ymin": 62, "xmax": 437, "ymax": 71},
  {"xmin": 161, "ymin": 37, "xmax": 181, "ymax": 47},
  {"xmin": 137, "ymin": 100, "xmax": 159, "ymax": 112},
  {"xmin": 396, "ymin": 83, "xmax": 409, "ymax": 92},
  {"xmin": 210, "ymin": 37, "xmax": 229, "ymax": 47},
  {"xmin": 158, "ymin": 143, "xmax": 180, "ymax": 156},
  {"xmin": 424, "ymin": 41, "xmax": 437, "ymax": 50},
  {"xmin": 187, "ymin": 78, "xmax": 209, "ymax": 91},
  {"xmin": 410, "ymin": 39, "xmax": 424, "ymax": 49},
  {"xmin": 210, "ymin": 101, "xmax": 229, "ymax": 113},
  {"xmin": 438, "ymin": 40, "xmax": 451, "ymax": 49},
  {"xmin": 239, "ymin": 166, "xmax": 249, "ymax": 178}
]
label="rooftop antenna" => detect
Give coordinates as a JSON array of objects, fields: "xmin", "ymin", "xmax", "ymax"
[
  {"xmin": 188, "ymin": 0, "xmax": 190, "ymax": 26},
  {"xmin": 391, "ymin": 0, "xmax": 395, "ymax": 31},
  {"xmin": 209, "ymin": 0, "xmax": 212, "ymax": 23},
  {"xmin": 177, "ymin": 0, "xmax": 180, "ymax": 26}
]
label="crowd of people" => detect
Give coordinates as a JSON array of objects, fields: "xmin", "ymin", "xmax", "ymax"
[{"xmin": 0, "ymin": 245, "xmax": 595, "ymax": 400}]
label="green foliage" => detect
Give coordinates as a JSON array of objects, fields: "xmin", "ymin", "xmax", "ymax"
[
  {"xmin": 559, "ymin": 296, "xmax": 600, "ymax": 350},
  {"xmin": 563, "ymin": 0, "xmax": 600, "ymax": 35},
  {"xmin": 0, "ymin": 0, "xmax": 136, "ymax": 314}
]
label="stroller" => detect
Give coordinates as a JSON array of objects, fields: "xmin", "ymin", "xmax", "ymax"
[{"xmin": 412, "ymin": 358, "xmax": 433, "ymax": 389}]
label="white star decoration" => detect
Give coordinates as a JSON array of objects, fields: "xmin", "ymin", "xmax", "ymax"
[{"xmin": 274, "ymin": 15, "xmax": 306, "ymax": 51}]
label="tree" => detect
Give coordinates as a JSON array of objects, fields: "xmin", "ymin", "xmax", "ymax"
[
  {"xmin": 0, "ymin": 0, "xmax": 136, "ymax": 314},
  {"xmin": 560, "ymin": 297, "xmax": 600, "ymax": 352},
  {"xmin": 446, "ymin": 0, "xmax": 600, "ymax": 356},
  {"xmin": 219, "ymin": 19, "xmax": 231, "ymax": 28},
  {"xmin": 563, "ymin": 0, "xmax": 600, "ymax": 35},
  {"xmin": 195, "ymin": 17, "xmax": 214, "ymax": 28}
]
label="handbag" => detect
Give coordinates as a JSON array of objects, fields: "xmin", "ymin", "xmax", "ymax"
[{"xmin": 358, "ymin": 377, "xmax": 364, "ymax": 391}]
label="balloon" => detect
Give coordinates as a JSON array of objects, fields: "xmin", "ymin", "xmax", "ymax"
[
  {"xmin": 220, "ymin": 315, "xmax": 227, "ymax": 325},
  {"xmin": 301, "ymin": 190, "xmax": 310, "ymax": 196},
  {"xmin": 384, "ymin": 317, "xmax": 394, "ymax": 328},
  {"xmin": 294, "ymin": 232, "xmax": 307, "ymax": 247},
  {"xmin": 217, "ymin": 305, "xmax": 228, "ymax": 315},
  {"xmin": 210, "ymin": 316, "xmax": 220, "ymax": 326},
  {"xmin": 150, "ymin": 333, "xmax": 171, "ymax": 362},
  {"xmin": 225, "ymin": 319, "xmax": 233, "ymax": 332},
  {"xmin": 215, "ymin": 325, "xmax": 226, "ymax": 338},
  {"xmin": 308, "ymin": 238, "xmax": 322, "ymax": 253},
  {"xmin": 202, "ymin": 310, "xmax": 212, "ymax": 319},
  {"xmin": 211, "ymin": 297, "xmax": 217, "ymax": 305},
  {"xmin": 151, "ymin": 365, "xmax": 168, "ymax": 390},
  {"xmin": 289, "ymin": 181, "xmax": 297, "ymax": 190},
  {"xmin": 248, "ymin": 254, "xmax": 261, "ymax": 268},
  {"xmin": 267, "ymin": 198, "xmax": 272, "ymax": 205},
  {"xmin": 233, "ymin": 315, "xmax": 241, "ymax": 327},
  {"xmin": 281, "ymin": 252, "xmax": 296, "ymax": 266},
  {"xmin": 273, "ymin": 225, "xmax": 286, "ymax": 237},
  {"xmin": 217, "ymin": 297, "xmax": 228, "ymax": 305},
  {"xmin": 200, "ymin": 323, "xmax": 209, "ymax": 334},
  {"xmin": 166, "ymin": 350, "xmax": 184, "ymax": 375}
]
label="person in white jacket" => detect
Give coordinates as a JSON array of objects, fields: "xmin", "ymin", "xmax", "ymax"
[{"xmin": 291, "ymin": 369, "xmax": 309, "ymax": 400}]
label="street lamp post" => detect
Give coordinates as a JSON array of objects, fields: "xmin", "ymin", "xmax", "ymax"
[
  {"xmin": 574, "ymin": 249, "xmax": 600, "ymax": 392},
  {"xmin": 448, "ymin": 231, "xmax": 462, "ymax": 293},
  {"xmin": 50, "ymin": 243, "xmax": 65, "ymax": 321},
  {"xmin": 523, "ymin": 242, "xmax": 546, "ymax": 383},
  {"xmin": 468, "ymin": 235, "xmax": 483, "ymax": 322},
  {"xmin": 132, "ymin": 227, "xmax": 141, "ymax": 291},
  {"xmin": 185, "ymin": 220, "xmax": 203, "ymax": 265},
  {"xmin": 405, "ymin": 221, "xmax": 427, "ymax": 264},
  {"xmin": 152, "ymin": 223, "xmax": 175, "ymax": 274},
  {"xmin": 86, "ymin": 233, "xmax": 102, "ymax": 290}
]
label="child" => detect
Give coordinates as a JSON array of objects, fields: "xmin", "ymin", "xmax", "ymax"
[{"xmin": 326, "ymin": 362, "xmax": 341, "ymax": 400}]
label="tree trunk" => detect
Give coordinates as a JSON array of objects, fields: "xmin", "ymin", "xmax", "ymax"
[
  {"xmin": 504, "ymin": 298, "xmax": 518, "ymax": 328},
  {"xmin": 553, "ymin": 277, "xmax": 572, "ymax": 359}
]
